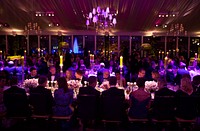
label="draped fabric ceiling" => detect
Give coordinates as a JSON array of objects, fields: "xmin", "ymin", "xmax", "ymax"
[{"xmin": 0, "ymin": 0, "xmax": 200, "ymax": 35}]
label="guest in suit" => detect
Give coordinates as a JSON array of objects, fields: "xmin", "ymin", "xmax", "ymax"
[
  {"xmin": 166, "ymin": 64, "xmax": 175, "ymax": 84},
  {"xmin": 79, "ymin": 76, "xmax": 100, "ymax": 97},
  {"xmin": 3, "ymin": 76, "xmax": 31, "ymax": 117},
  {"xmin": 151, "ymin": 77, "xmax": 176, "ymax": 120},
  {"xmin": 101, "ymin": 76, "xmax": 124, "ymax": 97},
  {"xmin": 29, "ymin": 75, "xmax": 54, "ymax": 115},
  {"xmin": 77, "ymin": 76, "xmax": 101, "ymax": 127},
  {"xmin": 115, "ymin": 70, "xmax": 126, "ymax": 87},
  {"xmin": 128, "ymin": 77, "xmax": 151, "ymax": 119},
  {"xmin": 132, "ymin": 68, "xmax": 146, "ymax": 82},
  {"xmin": 175, "ymin": 62, "xmax": 189, "ymax": 85},
  {"xmin": 75, "ymin": 70, "xmax": 88, "ymax": 85},
  {"xmin": 101, "ymin": 76, "xmax": 128, "ymax": 127},
  {"xmin": 26, "ymin": 66, "xmax": 39, "ymax": 79},
  {"xmin": 97, "ymin": 63, "xmax": 107, "ymax": 85},
  {"xmin": 175, "ymin": 77, "xmax": 197, "ymax": 120},
  {"xmin": 53, "ymin": 77, "xmax": 74, "ymax": 116},
  {"xmin": 47, "ymin": 66, "xmax": 60, "ymax": 81}
]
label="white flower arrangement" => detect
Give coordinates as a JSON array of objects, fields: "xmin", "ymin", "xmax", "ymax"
[
  {"xmin": 144, "ymin": 81, "xmax": 159, "ymax": 93},
  {"xmin": 23, "ymin": 78, "xmax": 38, "ymax": 88},
  {"xmin": 99, "ymin": 80, "xmax": 110, "ymax": 90},
  {"xmin": 67, "ymin": 80, "xmax": 82, "ymax": 89}
]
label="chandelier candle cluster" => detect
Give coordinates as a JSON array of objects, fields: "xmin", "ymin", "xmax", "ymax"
[
  {"xmin": 24, "ymin": 22, "xmax": 41, "ymax": 34},
  {"xmin": 169, "ymin": 23, "xmax": 186, "ymax": 36},
  {"xmin": 86, "ymin": 6, "xmax": 117, "ymax": 30}
]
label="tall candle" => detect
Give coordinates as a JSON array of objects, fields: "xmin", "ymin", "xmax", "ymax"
[
  {"xmin": 120, "ymin": 56, "xmax": 123, "ymax": 67},
  {"xmin": 164, "ymin": 56, "xmax": 168, "ymax": 68},
  {"xmin": 90, "ymin": 54, "xmax": 94, "ymax": 62},
  {"xmin": 21, "ymin": 56, "xmax": 24, "ymax": 66},
  {"xmin": 195, "ymin": 53, "xmax": 197, "ymax": 59},
  {"xmin": 158, "ymin": 51, "xmax": 161, "ymax": 59},
  {"xmin": 162, "ymin": 51, "xmax": 164, "ymax": 59},
  {"xmin": 60, "ymin": 55, "xmax": 63, "ymax": 66},
  {"xmin": 24, "ymin": 50, "xmax": 26, "ymax": 56},
  {"xmin": 0, "ymin": 50, "xmax": 2, "ymax": 60}
]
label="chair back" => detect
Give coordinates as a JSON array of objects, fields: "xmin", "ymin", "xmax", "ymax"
[
  {"xmin": 4, "ymin": 92, "xmax": 30, "ymax": 117},
  {"xmin": 152, "ymin": 95, "xmax": 175, "ymax": 120},
  {"xmin": 101, "ymin": 96, "xmax": 125, "ymax": 121},
  {"xmin": 77, "ymin": 94, "xmax": 99, "ymax": 120},
  {"xmin": 29, "ymin": 93, "xmax": 52, "ymax": 115}
]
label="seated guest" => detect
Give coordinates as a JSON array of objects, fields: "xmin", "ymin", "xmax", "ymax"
[
  {"xmin": 65, "ymin": 69, "xmax": 75, "ymax": 81},
  {"xmin": 75, "ymin": 70, "xmax": 88, "ymax": 84},
  {"xmin": 97, "ymin": 63, "xmax": 106, "ymax": 84},
  {"xmin": 77, "ymin": 76, "xmax": 101, "ymax": 126},
  {"xmin": 175, "ymin": 62, "xmax": 189, "ymax": 85},
  {"xmin": 53, "ymin": 77, "xmax": 74, "ymax": 116},
  {"xmin": 101, "ymin": 76, "xmax": 128, "ymax": 125},
  {"xmin": 151, "ymin": 77, "xmax": 176, "ymax": 120},
  {"xmin": 175, "ymin": 77, "xmax": 197, "ymax": 120},
  {"xmin": 3, "ymin": 76, "xmax": 31, "ymax": 117},
  {"xmin": 115, "ymin": 70, "xmax": 126, "ymax": 87},
  {"xmin": 26, "ymin": 66, "xmax": 39, "ymax": 79},
  {"xmin": 47, "ymin": 66, "xmax": 60, "ymax": 81},
  {"xmin": 79, "ymin": 76, "xmax": 100, "ymax": 96},
  {"xmin": 29, "ymin": 75, "xmax": 54, "ymax": 115},
  {"xmin": 0, "ymin": 70, "xmax": 8, "ymax": 116},
  {"xmin": 132, "ymin": 68, "xmax": 146, "ymax": 82},
  {"xmin": 151, "ymin": 70, "xmax": 160, "ymax": 82},
  {"xmin": 47, "ymin": 66, "xmax": 59, "ymax": 87},
  {"xmin": 128, "ymin": 77, "xmax": 151, "ymax": 119},
  {"xmin": 166, "ymin": 64, "xmax": 175, "ymax": 84}
]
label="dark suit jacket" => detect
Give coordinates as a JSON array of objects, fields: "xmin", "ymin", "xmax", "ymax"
[
  {"xmin": 79, "ymin": 86, "xmax": 100, "ymax": 97},
  {"xmin": 47, "ymin": 73, "xmax": 60, "ymax": 81},
  {"xmin": 101, "ymin": 87, "xmax": 124, "ymax": 98},
  {"xmin": 101, "ymin": 87, "xmax": 127, "ymax": 121},
  {"xmin": 152, "ymin": 87, "xmax": 176, "ymax": 120},
  {"xmin": 3, "ymin": 86, "xmax": 31, "ymax": 117},
  {"xmin": 29, "ymin": 85, "xmax": 54, "ymax": 115},
  {"xmin": 26, "ymin": 74, "xmax": 39, "ymax": 79}
]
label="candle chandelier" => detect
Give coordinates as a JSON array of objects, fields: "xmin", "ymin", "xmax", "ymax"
[
  {"xmin": 168, "ymin": 23, "xmax": 187, "ymax": 36},
  {"xmin": 86, "ymin": 6, "xmax": 117, "ymax": 31},
  {"xmin": 24, "ymin": 22, "xmax": 41, "ymax": 35}
]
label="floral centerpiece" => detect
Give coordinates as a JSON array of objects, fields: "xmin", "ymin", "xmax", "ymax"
[
  {"xmin": 23, "ymin": 78, "xmax": 38, "ymax": 89},
  {"xmin": 144, "ymin": 81, "xmax": 158, "ymax": 93},
  {"xmin": 67, "ymin": 80, "xmax": 82, "ymax": 89},
  {"xmin": 99, "ymin": 80, "xmax": 110, "ymax": 90}
]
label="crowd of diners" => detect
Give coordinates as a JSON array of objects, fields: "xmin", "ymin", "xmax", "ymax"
[{"xmin": 0, "ymin": 51, "xmax": 200, "ymax": 130}]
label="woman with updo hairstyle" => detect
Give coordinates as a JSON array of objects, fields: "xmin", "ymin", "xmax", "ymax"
[{"xmin": 53, "ymin": 77, "xmax": 74, "ymax": 116}]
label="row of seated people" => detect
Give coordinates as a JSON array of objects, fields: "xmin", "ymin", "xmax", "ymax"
[{"xmin": 1, "ymin": 74, "xmax": 200, "ymax": 128}]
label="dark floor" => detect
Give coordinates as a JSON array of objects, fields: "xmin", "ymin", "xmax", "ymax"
[{"xmin": 1, "ymin": 118, "xmax": 200, "ymax": 131}]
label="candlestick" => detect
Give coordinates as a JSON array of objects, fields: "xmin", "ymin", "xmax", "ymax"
[
  {"xmin": 158, "ymin": 51, "xmax": 161, "ymax": 59},
  {"xmin": 60, "ymin": 55, "xmax": 63, "ymax": 66},
  {"xmin": 120, "ymin": 56, "xmax": 123, "ymax": 68},
  {"xmin": 164, "ymin": 56, "xmax": 168, "ymax": 69},
  {"xmin": 90, "ymin": 54, "xmax": 94, "ymax": 63},
  {"xmin": 162, "ymin": 51, "xmax": 164, "ymax": 59},
  {"xmin": 0, "ymin": 50, "xmax": 2, "ymax": 60},
  {"xmin": 195, "ymin": 53, "xmax": 197, "ymax": 59}
]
